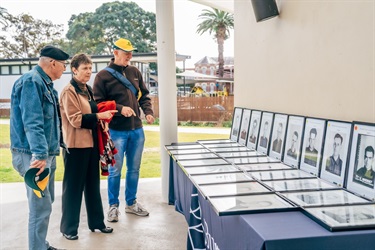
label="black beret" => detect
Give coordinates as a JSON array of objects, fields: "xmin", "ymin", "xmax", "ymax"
[{"xmin": 40, "ymin": 45, "xmax": 69, "ymax": 60}]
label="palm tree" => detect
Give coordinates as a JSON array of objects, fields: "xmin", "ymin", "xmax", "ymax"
[{"xmin": 196, "ymin": 8, "xmax": 234, "ymax": 78}]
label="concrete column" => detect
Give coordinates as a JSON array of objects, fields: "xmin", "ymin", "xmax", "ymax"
[{"xmin": 155, "ymin": 0, "xmax": 178, "ymax": 202}]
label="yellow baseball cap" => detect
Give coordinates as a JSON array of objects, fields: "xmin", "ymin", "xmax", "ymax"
[
  {"xmin": 24, "ymin": 168, "xmax": 50, "ymax": 198},
  {"xmin": 113, "ymin": 38, "xmax": 138, "ymax": 52}
]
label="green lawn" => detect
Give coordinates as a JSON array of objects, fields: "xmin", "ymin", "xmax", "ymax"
[{"xmin": 0, "ymin": 124, "xmax": 228, "ymax": 183}]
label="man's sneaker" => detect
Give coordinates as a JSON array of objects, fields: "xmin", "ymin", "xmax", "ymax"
[
  {"xmin": 125, "ymin": 200, "xmax": 149, "ymax": 216},
  {"xmin": 107, "ymin": 205, "xmax": 120, "ymax": 222}
]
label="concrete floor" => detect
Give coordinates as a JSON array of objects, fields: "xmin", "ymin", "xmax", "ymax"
[{"xmin": 0, "ymin": 178, "xmax": 188, "ymax": 250}]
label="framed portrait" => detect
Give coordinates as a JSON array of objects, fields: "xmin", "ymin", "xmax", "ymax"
[
  {"xmin": 204, "ymin": 142, "xmax": 242, "ymax": 148},
  {"xmin": 190, "ymin": 172, "xmax": 253, "ymax": 185},
  {"xmin": 246, "ymin": 110, "xmax": 262, "ymax": 150},
  {"xmin": 183, "ymin": 165, "xmax": 241, "ymax": 175},
  {"xmin": 197, "ymin": 181, "xmax": 271, "ymax": 198},
  {"xmin": 302, "ymin": 204, "xmax": 375, "ymax": 231},
  {"xmin": 300, "ymin": 118, "xmax": 326, "ymax": 176},
  {"xmin": 269, "ymin": 113, "xmax": 288, "ymax": 160},
  {"xmin": 262, "ymin": 178, "xmax": 338, "ymax": 192},
  {"xmin": 168, "ymin": 148, "xmax": 211, "ymax": 155},
  {"xmin": 282, "ymin": 189, "xmax": 372, "ymax": 207},
  {"xmin": 228, "ymin": 156, "xmax": 280, "ymax": 165},
  {"xmin": 346, "ymin": 122, "xmax": 375, "ymax": 200},
  {"xmin": 320, "ymin": 121, "xmax": 352, "ymax": 187},
  {"xmin": 238, "ymin": 109, "xmax": 252, "ymax": 146},
  {"xmin": 283, "ymin": 115, "xmax": 305, "ymax": 168},
  {"xmin": 165, "ymin": 143, "xmax": 204, "ymax": 150},
  {"xmin": 250, "ymin": 169, "xmax": 315, "ymax": 181},
  {"xmin": 230, "ymin": 107, "xmax": 243, "ymax": 142},
  {"xmin": 208, "ymin": 193, "xmax": 296, "ymax": 216},
  {"xmin": 238, "ymin": 162, "xmax": 293, "ymax": 172},
  {"xmin": 256, "ymin": 112, "xmax": 274, "ymax": 155},
  {"xmin": 197, "ymin": 139, "xmax": 234, "ymax": 144},
  {"xmin": 178, "ymin": 158, "xmax": 228, "ymax": 167},
  {"xmin": 174, "ymin": 153, "xmax": 219, "ymax": 161},
  {"xmin": 217, "ymin": 151, "xmax": 264, "ymax": 158},
  {"xmin": 211, "ymin": 146, "xmax": 252, "ymax": 153}
]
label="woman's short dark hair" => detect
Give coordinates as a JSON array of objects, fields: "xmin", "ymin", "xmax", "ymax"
[{"xmin": 70, "ymin": 53, "xmax": 92, "ymax": 70}]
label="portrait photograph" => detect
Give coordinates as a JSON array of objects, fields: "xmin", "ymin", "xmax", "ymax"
[
  {"xmin": 238, "ymin": 109, "xmax": 252, "ymax": 146},
  {"xmin": 190, "ymin": 172, "xmax": 253, "ymax": 185},
  {"xmin": 283, "ymin": 189, "xmax": 371, "ymax": 207},
  {"xmin": 237, "ymin": 162, "xmax": 293, "ymax": 172},
  {"xmin": 208, "ymin": 193, "xmax": 295, "ymax": 215},
  {"xmin": 320, "ymin": 121, "xmax": 352, "ymax": 187},
  {"xmin": 256, "ymin": 112, "xmax": 274, "ymax": 155},
  {"xmin": 304, "ymin": 204, "xmax": 375, "ymax": 231},
  {"xmin": 300, "ymin": 118, "xmax": 326, "ymax": 176},
  {"xmin": 269, "ymin": 113, "xmax": 288, "ymax": 160},
  {"xmin": 250, "ymin": 169, "xmax": 315, "ymax": 181},
  {"xmin": 246, "ymin": 110, "xmax": 262, "ymax": 150},
  {"xmin": 184, "ymin": 164, "xmax": 240, "ymax": 175},
  {"xmin": 346, "ymin": 122, "xmax": 375, "ymax": 200},
  {"xmin": 283, "ymin": 115, "xmax": 305, "ymax": 168},
  {"xmin": 198, "ymin": 181, "xmax": 270, "ymax": 197},
  {"xmin": 230, "ymin": 107, "xmax": 243, "ymax": 142},
  {"xmin": 263, "ymin": 178, "xmax": 337, "ymax": 192}
]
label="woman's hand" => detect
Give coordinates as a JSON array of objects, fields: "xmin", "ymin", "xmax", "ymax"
[{"xmin": 97, "ymin": 110, "xmax": 118, "ymax": 120}]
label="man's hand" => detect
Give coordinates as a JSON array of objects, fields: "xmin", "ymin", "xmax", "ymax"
[
  {"xmin": 30, "ymin": 159, "xmax": 47, "ymax": 176},
  {"xmin": 145, "ymin": 114, "xmax": 155, "ymax": 124},
  {"xmin": 121, "ymin": 106, "xmax": 136, "ymax": 117}
]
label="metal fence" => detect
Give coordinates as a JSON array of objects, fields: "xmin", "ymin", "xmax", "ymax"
[{"xmin": 150, "ymin": 96, "xmax": 234, "ymax": 124}]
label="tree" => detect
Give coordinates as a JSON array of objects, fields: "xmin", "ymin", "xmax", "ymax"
[
  {"xmin": 66, "ymin": 1, "xmax": 156, "ymax": 55},
  {"xmin": 196, "ymin": 8, "xmax": 234, "ymax": 77},
  {"xmin": 0, "ymin": 12, "xmax": 65, "ymax": 58}
]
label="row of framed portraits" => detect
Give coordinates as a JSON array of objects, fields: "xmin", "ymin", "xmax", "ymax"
[
  {"xmin": 229, "ymin": 107, "xmax": 375, "ymax": 200},
  {"xmin": 165, "ymin": 141, "xmax": 375, "ymax": 231}
]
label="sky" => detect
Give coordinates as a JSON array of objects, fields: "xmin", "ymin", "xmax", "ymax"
[{"xmin": 0, "ymin": 0, "xmax": 234, "ymax": 68}]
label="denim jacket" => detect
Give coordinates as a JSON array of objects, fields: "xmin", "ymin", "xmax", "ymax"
[{"xmin": 10, "ymin": 65, "xmax": 61, "ymax": 160}]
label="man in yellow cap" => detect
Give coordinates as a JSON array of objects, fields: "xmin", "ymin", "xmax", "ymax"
[
  {"xmin": 10, "ymin": 45, "xmax": 69, "ymax": 250},
  {"xmin": 93, "ymin": 38, "xmax": 154, "ymax": 222}
]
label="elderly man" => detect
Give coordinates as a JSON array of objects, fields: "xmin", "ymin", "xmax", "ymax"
[
  {"xmin": 10, "ymin": 45, "xmax": 69, "ymax": 250},
  {"xmin": 93, "ymin": 38, "xmax": 154, "ymax": 222}
]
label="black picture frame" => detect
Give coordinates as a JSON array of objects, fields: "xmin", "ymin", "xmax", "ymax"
[
  {"xmin": 183, "ymin": 164, "xmax": 241, "ymax": 175},
  {"xmin": 174, "ymin": 153, "xmax": 219, "ymax": 161},
  {"xmin": 228, "ymin": 156, "xmax": 280, "ymax": 165},
  {"xmin": 178, "ymin": 158, "xmax": 229, "ymax": 167},
  {"xmin": 346, "ymin": 121, "xmax": 375, "ymax": 200},
  {"xmin": 262, "ymin": 178, "xmax": 338, "ymax": 192},
  {"xmin": 238, "ymin": 109, "xmax": 252, "ymax": 146},
  {"xmin": 257, "ymin": 112, "xmax": 274, "ymax": 155},
  {"xmin": 320, "ymin": 120, "xmax": 352, "ymax": 187},
  {"xmin": 197, "ymin": 181, "xmax": 271, "ymax": 198},
  {"xmin": 269, "ymin": 113, "xmax": 288, "ymax": 160},
  {"xmin": 282, "ymin": 189, "xmax": 372, "ymax": 207},
  {"xmin": 217, "ymin": 151, "xmax": 264, "ymax": 158},
  {"xmin": 230, "ymin": 107, "xmax": 243, "ymax": 142},
  {"xmin": 300, "ymin": 118, "xmax": 327, "ymax": 176},
  {"xmin": 208, "ymin": 193, "xmax": 297, "ymax": 216},
  {"xmin": 246, "ymin": 110, "xmax": 262, "ymax": 150},
  {"xmin": 189, "ymin": 172, "xmax": 254, "ymax": 185},
  {"xmin": 302, "ymin": 204, "xmax": 375, "ymax": 231},
  {"xmin": 238, "ymin": 162, "xmax": 293, "ymax": 172},
  {"xmin": 250, "ymin": 169, "xmax": 316, "ymax": 181},
  {"xmin": 283, "ymin": 115, "xmax": 305, "ymax": 168}
]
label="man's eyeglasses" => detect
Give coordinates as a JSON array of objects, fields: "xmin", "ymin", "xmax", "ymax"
[{"xmin": 51, "ymin": 60, "xmax": 69, "ymax": 68}]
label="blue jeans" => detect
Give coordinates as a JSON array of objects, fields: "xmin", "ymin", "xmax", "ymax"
[
  {"xmin": 108, "ymin": 128, "xmax": 145, "ymax": 206},
  {"xmin": 11, "ymin": 152, "xmax": 56, "ymax": 250}
]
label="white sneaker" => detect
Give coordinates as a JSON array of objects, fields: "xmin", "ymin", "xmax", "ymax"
[
  {"xmin": 107, "ymin": 205, "xmax": 120, "ymax": 222},
  {"xmin": 125, "ymin": 200, "xmax": 149, "ymax": 216}
]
